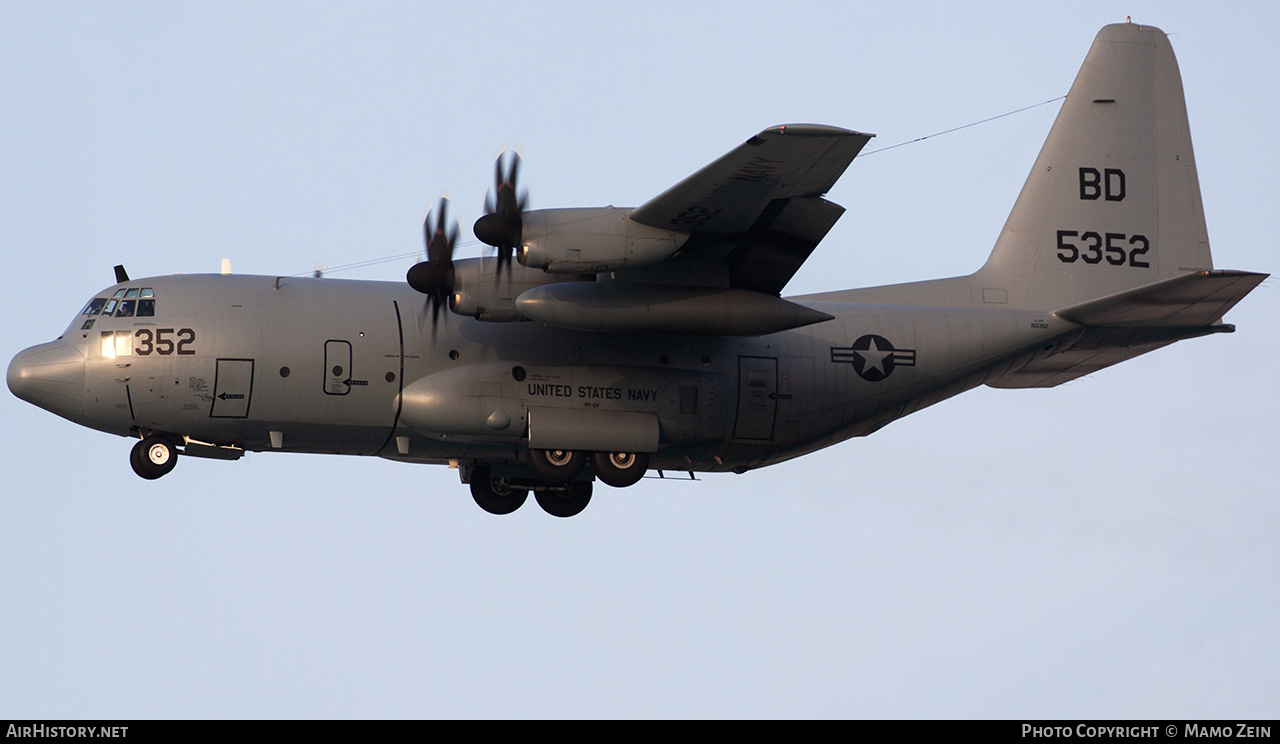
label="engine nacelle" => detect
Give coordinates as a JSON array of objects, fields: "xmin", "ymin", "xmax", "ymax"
[
  {"xmin": 518, "ymin": 207, "xmax": 689, "ymax": 274},
  {"xmin": 447, "ymin": 257, "xmax": 582, "ymax": 322}
]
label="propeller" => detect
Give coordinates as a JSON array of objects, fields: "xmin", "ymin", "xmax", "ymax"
[
  {"xmin": 473, "ymin": 149, "xmax": 528, "ymax": 277},
  {"xmin": 406, "ymin": 195, "xmax": 458, "ymax": 326}
]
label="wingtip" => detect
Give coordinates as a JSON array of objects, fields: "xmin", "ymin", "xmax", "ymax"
[{"xmin": 760, "ymin": 123, "xmax": 875, "ymax": 139}]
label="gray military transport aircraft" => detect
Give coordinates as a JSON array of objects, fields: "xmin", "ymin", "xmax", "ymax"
[{"xmin": 8, "ymin": 23, "xmax": 1267, "ymax": 517}]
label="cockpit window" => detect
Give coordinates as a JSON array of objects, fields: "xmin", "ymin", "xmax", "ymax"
[{"xmin": 80, "ymin": 289, "xmax": 155, "ymax": 318}]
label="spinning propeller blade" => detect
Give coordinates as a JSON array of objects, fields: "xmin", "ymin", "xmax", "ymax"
[
  {"xmin": 406, "ymin": 195, "xmax": 458, "ymax": 329},
  {"xmin": 473, "ymin": 149, "xmax": 528, "ymax": 277}
]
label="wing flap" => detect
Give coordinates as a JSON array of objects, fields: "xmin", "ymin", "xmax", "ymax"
[{"xmin": 721, "ymin": 195, "xmax": 846, "ymax": 294}]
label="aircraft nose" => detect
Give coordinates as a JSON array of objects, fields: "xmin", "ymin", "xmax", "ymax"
[{"xmin": 8, "ymin": 339, "xmax": 86, "ymax": 422}]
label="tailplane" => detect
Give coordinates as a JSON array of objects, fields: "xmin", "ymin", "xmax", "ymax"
[{"xmin": 988, "ymin": 269, "xmax": 1265, "ymax": 388}]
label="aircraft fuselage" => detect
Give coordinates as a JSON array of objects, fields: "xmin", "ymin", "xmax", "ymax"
[{"xmin": 12, "ymin": 272, "xmax": 1068, "ymax": 476}]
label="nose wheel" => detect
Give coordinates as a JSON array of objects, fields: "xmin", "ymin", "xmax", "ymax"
[{"xmin": 130, "ymin": 436, "xmax": 178, "ymax": 480}]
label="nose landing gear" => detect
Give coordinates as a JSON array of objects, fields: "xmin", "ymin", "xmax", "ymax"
[{"xmin": 130, "ymin": 436, "xmax": 178, "ymax": 480}]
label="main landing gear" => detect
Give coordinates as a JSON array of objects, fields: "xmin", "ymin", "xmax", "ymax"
[
  {"xmin": 535, "ymin": 481, "xmax": 593, "ymax": 518},
  {"xmin": 590, "ymin": 451, "xmax": 650, "ymax": 488},
  {"xmin": 468, "ymin": 466, "xmax": 529, "ymax": 515},
  {"xmin": 526, "ymin": 448, "xmax": 650, "ymax": 488},
  {"xmin": 130, "ymin": 435, "xmax": 179, "ymax": 480},
  {"xmin": 470, "ymin": 464, "xmax": 593, "ymax": 519},
  {"xmin": 525, "ymin": 448, "xmax": 586, "ymax": 485},
  {"xmin": 469, "ymin": 448, "xmax": 651, "ymax": 517}
]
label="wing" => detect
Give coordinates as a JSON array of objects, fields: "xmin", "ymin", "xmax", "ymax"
[{"xmin": 629, "ymin": 124, "xmax": 873, "ymax": 294}]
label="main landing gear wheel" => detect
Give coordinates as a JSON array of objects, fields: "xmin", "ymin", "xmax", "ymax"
[
  {"xmin": 469, "ymin": 466, "xmax": 529, "ymax": 515},
  {"xmin": 591, "ymin": 451, "xmax": 650, "ymax": 488},
  {"xmin": 130, "ymin": 436, "xmax": 178, "ymax": 480},
  {"xmin": 525, "ymin": 447, "xmax": 586, "ymax": 485},
  {"xmin": 535, "ymin": 481, "xmax": 592, "ymax": 518}
]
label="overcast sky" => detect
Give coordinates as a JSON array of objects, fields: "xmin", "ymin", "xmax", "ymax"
[{"xmin": 2, "ymin": 1, "xmax": 1276, "ymax": 718}]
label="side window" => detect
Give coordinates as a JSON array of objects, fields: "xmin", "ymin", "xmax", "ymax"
[{"xmin": 100, "ymin": 331, "xmax": 132, "ymax": 358}]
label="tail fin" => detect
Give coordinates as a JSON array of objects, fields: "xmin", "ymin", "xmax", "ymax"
[{"xmin": 976, "ymin": 23, "xmax": 1213, "ymax": 311}]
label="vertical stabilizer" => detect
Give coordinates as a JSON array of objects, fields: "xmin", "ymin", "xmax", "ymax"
[{"xmin": 976, "ymin": 23, "xmax": 1212, "ymax": 311}]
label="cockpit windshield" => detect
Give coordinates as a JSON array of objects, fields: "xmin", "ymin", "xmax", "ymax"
[
  {"xmin": 79, "ymin": 288, "xmax": 156, "ymax": 321},
  {"xmin": 74, "ymin": 287, "xmax": 157, "ymax": 333}
]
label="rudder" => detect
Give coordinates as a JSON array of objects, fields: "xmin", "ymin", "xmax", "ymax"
[{"xmin": 975, "ymin": 23, "xmax": 1213, "ymax": 311}]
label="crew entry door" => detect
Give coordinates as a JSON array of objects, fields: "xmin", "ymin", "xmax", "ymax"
[{"xmin": 210, "ymin": 358, "xmax": 255, "ymax": 418}]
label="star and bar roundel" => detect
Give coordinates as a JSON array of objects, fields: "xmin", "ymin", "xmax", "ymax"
[{"xmin": 830, "ymin": 334, "xmax": 917, "ymax": 382}]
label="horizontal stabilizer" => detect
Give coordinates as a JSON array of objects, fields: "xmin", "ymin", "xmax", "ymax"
[
  {"xmin": 989, "ymin": 270, "xmax": 1267, "ymax": 388},
  {"xmin": 1055, "ymin": 270, "xmax": 1267, "ymax": 327}
]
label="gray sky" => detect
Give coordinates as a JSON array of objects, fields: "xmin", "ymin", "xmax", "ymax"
[{"xmin": 2, "ymin": 1, "xmax": 1276, "ymax": 718}]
